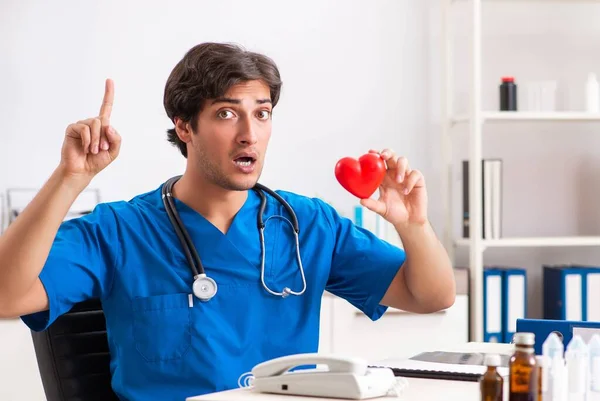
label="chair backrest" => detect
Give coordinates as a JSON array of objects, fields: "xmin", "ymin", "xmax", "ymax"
[{"xmin": 30, "ymin": 299, "xmax": 119, "ymax": 401}]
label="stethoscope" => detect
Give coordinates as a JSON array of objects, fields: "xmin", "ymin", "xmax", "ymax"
[{"xmin": 161, "ymin": 175, "xmax": 307, "ymax": 302}]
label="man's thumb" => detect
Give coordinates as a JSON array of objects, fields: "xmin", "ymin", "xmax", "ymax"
[
  {"xmin": 360, "ymin": 198, "xmax": 386, "ymax": 216},
  {"xmin": 105, "ymin": 126, "xmax": 122, "ymax": 159}
]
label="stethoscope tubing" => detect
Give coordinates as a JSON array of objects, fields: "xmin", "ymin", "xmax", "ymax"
[
  {"xmin": 162, "ymin": 176, "xmax": 203, "ymax": 278},
  {"xmin": 162, "ymin": 175, "xmax": 306, "ymax": 299},
  {"xmin": 258, "ymin": 223, "xmax": 307, "ymax": 297}
]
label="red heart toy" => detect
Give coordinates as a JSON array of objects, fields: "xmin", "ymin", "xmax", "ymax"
[{"xmin": 334, "ymin": 153, "xmax": 386, "ymax": 199}]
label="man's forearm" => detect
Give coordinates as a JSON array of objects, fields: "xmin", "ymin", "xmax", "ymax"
[
  {"xmin": 0, "ymin": 166, "xmax": 89, "ymax": 304},
  {"xmin": 396, "ymin": 221, "xmax": 456, "ymax": 311}
]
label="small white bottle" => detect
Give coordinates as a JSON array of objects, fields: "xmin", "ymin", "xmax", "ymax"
[
  {"xmin": 550, "ymin": 354, "xmax": 566, "ymax": 401},
  {"xmin": 565, "ymin": 335, "xmax": 589, "ymax": 401},
  {"xmin": 542, "ymin": 332, "xmax": 564, "ymax": 401},
  {"xmin": 543, "ymin": 332, "xmax": 564, "ymax": 360},
  {"xmin": 589, "ymin": 334, "xmax": 600, "ymax": 395},
  {"xmin": 586, "ymin": 73, "xmax": 600, "ymax": 113}
]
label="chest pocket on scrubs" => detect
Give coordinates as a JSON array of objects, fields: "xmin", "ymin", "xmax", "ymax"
[
  {"xmin": 263, "ymin": 215, "xmax": 303, "ymax": 289},
  {"xmin": 132, "ymin": 293, "xmax": 191, "ymax": 363}
]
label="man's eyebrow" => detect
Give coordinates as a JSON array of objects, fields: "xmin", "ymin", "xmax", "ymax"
[
  {"xmin": 211, "ymin": 97, "xmax": 241, "ymax": 105},
  {"xmin": 210, "ymin": 98, "xmax": 272, "ymax": 105}
]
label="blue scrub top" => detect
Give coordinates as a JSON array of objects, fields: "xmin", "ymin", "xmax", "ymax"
[{"xmin": 21, "ymin": 182, "xmax": 406, "ymax": 401}]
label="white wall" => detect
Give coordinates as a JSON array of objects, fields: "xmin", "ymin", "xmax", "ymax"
[
  {"xmin": 0, "ymin": 0, "xmax": 432, "ymax": 217},
  {"xmin": 0, "ymin": 1, "xmax": 433, "ymax": 400}
]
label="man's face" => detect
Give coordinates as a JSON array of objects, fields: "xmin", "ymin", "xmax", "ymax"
[{"xmin": 186, "ymin": 80, "xmax": 272, "ymax": 191}]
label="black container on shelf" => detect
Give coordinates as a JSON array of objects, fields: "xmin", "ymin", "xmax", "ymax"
[{"xmin": 499, "ymin": 77, "xmax": 517, "ymax": 111}]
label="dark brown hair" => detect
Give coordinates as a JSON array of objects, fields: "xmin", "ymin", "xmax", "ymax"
[{"xmin": 163, "ymin": 42, "xmax": 283, "ymax": 157}]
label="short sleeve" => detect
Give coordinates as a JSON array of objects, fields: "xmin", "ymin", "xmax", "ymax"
[
  {"xmin": 318, "ymin": 200, "xmax": 406, "ymax": 321},
  {"xmin": 20, "ymin": 203, "xmax": 120, "ymax": 331}
]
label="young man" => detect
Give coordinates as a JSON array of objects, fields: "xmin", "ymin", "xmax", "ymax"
[{"xmin": 0, "ymin": 42, "xmax": 455, "ymax": 401}]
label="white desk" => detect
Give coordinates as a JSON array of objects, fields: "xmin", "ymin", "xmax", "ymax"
[
  {"xmin": 187, "ymin": 342, "xmax": 514, "ymax": 401},
  {"xmin": 186, "ymin": 379, "xmax": 482, "ymax": 401}
]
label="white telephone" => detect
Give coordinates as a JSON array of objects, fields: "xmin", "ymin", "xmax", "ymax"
[{"xmin": 249, "ymin": 353, "xmax": 401, "ymax": 399}]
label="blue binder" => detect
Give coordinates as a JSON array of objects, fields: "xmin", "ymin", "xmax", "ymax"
[
  {"xmin": 516, "ymin": 318, "xmax": 600, "ymax": 355},
  {"xmin": 543, "ymin": 265, "xmax": 600, "ymax": 321},
  {"xmin": 582, "ymin": 265, "xmax": 600, "ymax": 322},
  {"xmin": 500, "ymin": 268, "xmax": 527, "ymax": 344},
  {"xmin": 483, "ymin": 268, "xmax": 503, "ymax": 342}
]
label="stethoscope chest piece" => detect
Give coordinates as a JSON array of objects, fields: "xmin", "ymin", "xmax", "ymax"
[{"xmin": 193, "ymin": 274, "xmax": 218, "ymax": 302}]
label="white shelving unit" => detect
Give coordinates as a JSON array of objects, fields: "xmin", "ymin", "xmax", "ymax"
[
  {"xmin": 452, "ymin": 111, "xmax": 600, "ymax": 124},
  {"xmin": 455, "ymin": 236, "xmax": 600, "ymax": 249},
  {"xmin": 440, "ymin": 0, "xmax": 600, "ymax": 342}
]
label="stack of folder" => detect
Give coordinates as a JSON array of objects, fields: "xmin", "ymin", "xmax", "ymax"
[
  {"xmin": 462, "ymin": 159, "xmax": 503, "ymax": 240},
  {"xmin": 482, "ymin": 264, "xmax": 600, "ymax": 345},
  {"xmin": 483, "ymin": 267, "xmax": 527, "ymax": 344},
  {"xmin": 543, "ymin": 264, "xmax": 600, "ymax": 322}
]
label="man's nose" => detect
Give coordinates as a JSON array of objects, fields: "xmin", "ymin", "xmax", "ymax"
[{"xmin": 237, "ymin": 117, "xmax": 258, "ymax": 145}]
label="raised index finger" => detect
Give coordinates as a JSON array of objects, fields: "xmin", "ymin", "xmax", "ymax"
[{"xmin": 99, "ymin": 78, "xmax": 114, "ymax": 125}]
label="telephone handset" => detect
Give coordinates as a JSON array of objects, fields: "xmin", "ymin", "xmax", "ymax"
[
  {"xmin": 250, "ymin": 353, "xmax": 401, "ymax": 400},
  {"xmin": 253, "ymin": 353, "xmax": 368, "ymax": 378}
]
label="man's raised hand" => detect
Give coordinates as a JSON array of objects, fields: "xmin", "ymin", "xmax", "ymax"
[{"xmin": 60, "ymin": 79, "xmax": 122, "ymax": 182}]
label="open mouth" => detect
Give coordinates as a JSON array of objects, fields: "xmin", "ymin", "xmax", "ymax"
[{"xmin": 234, "ymin": 156, "xmax": 256, "ymax": 167}]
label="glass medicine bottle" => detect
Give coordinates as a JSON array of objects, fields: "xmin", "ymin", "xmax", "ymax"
[
  {"xmin": 509, "ymin": 332, "xmax": 538, "ymax": 401},
  {"xmin": 480, "ymin": 354, "xmax": 503, "ymax": 401}
]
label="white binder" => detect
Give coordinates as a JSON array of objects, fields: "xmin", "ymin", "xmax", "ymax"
[
  {"xmin": 503, "ymin": 268, "xmax": 527, "ymax": 343},
  {"xmin": 566, "ymin": 272, "xmax": 583, "ymax": 321},
  {"xmin": 483, "ymin": 268, "xmax": 503, "ymax": 342}
]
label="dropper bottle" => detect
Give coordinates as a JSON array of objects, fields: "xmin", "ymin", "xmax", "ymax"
[
  {"xmin": 565, "ymin": 335, "xmax": 588, "ymax": 401},
  {"xmin": 509, "ymin": 332, "xmax": 538, "ymax": 400},
  {"xmin": 589, "ymin": 334, "xmax": 600, "ymax": 395},
  {"xmin": 480, "ymin": 354, "xmax": 503, "ymax": 401},
  {"xmin": 542, "ymin": 332, "xmax": 564, "ymax": 401}
]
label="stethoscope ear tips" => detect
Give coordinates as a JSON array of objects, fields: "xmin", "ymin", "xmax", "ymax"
[{"xmin": 282, "ymin": 287, "xmax": 292, "ymax": 298}]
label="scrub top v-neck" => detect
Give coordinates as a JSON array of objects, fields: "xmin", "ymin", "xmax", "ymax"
[
  {"xmin": 168, "ymin": 188, "xmax": 269, "ymax": 288},
  {"xmin": 21, "ymin": 181, "xmax": 406, "ymax": 401}
]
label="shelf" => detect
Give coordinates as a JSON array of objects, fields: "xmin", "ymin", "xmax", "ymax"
[
  {"xmin": 451, "ymin": 111, "xmax": 600, "ymax": 124},
  {"xmin": 453, "ymin": 0, "xmax": 600, "ymax": 2},
  {"xmin": 455, "ymin": 236, "xmax": 600, "ymax": 248}
]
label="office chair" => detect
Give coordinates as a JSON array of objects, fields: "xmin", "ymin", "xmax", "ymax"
[{"xmin": 30, "ymin": 299, "xmax": 119, "ymax": 401}]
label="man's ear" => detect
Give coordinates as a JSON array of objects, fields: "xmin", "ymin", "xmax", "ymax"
[{"xmin": 174, "ymin": 118, "xmax": 193, "ymax": 143}]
